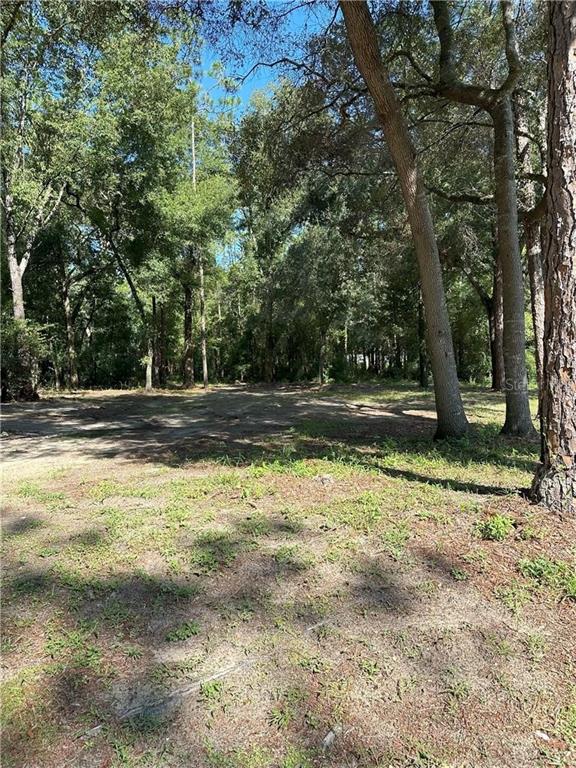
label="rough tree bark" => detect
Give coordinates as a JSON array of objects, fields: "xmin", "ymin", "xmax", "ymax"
[
  {"xmin": 183, "ymin": 283, "xmax": 195, "ymax": 388},
  {"xmin": 532, "ymin": 0, "xmax": 576, "ymax": 515},
  {"xmin": 526, "ymin": 221, "xmax": 545, "ymax": 393},
  {"xmin": 516, "ymin": 112, "xmax": 546, "ymax": 395},
  {"xmin": 340, "ymin": 0, "xmax": 468, "ymax": 439},
  {"xmin": 432, "ymin": 0, "xmax": 534, "ymax": 436},
  {"xmin": 417, "ymin": 289, "xmax": 428, "ymax": 387},
  {"xmin": 108, "ymin": 236, "xmax": 153, "ymax": 392}
]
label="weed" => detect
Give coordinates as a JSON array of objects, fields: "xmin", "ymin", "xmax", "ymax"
[
  {"xmin": 522, "ymin": 633, "xmax": 546, "ymax": 661},
  {"xmin": 495, "ymin": 580, "xmax": 531, "ymax": 614},
  {"xmin": 475, "ymin": 514, "xmax": 515, "ymax": 541},
  {"xmin": 268, "ymin": 705, "xmax": 294, "ymax": 729},
  {"xmin": 165, "ymin": 620, "xmax": 200, "ymax": 642},
  {"xmin": 296, "ymin": 654, "xmax": 327, "ymax": 674},
  {"xmin": 443, "ymin": 670, "xmax": 471, "ymax": 706},
  {"xmin": 462, "ymin": 548, "xmax": 488, "ymax": 571},
  {"xmin": 282, "ymin": 747, "xmax": 313, "ymax": 768},
  {"xmin": 557, "ymin": 702, "xmax": 576, "ymax": 746},
  {"xmin": 45, "ymin": 624, "xmax": 102, "ymax": 670},
  {"xmin": 239, "ymin": 513, "xmax": 272, "ymax": 537},
  {"xmin": 326, "ymin": 491, "xmax": 383, "ymax": 532},
  {"xmin": 486, "ymin": 635, "xmax": 514, "ymax": 659},
  {"xmin": 268, "ymin": 687, "xmax": 303, "ymax": 729},
  {"xmin": 122, "ymin": 644, "xmax": 144, "ymax": 659},
  {"xmin": 415, "ymin": 579, "xmax": 439, "ymax": 596},
  {"xmin": 190, "ymin": 531, "xmax": 241, "ymax": 572},
  {"xmin": 274, "ymin": 544, "xmax": 313, "ymax": 571},
  {"xmin": 358, "ymin": 658, "xmax": 380, "ymax": 679},
  {"xmin": 17, "ymin": 482, "xmax": 65, "ymax": 505},
  {"xmin": 380, "ymin": 519, "xmax": 411, "ymax": 558},
  {"xmin": 200, "ymin": 680, "xmax": 224, "ymax": 713},
  {"xmin": 518, "ymin": 556, "xmax": 576, "ymax": 600}
]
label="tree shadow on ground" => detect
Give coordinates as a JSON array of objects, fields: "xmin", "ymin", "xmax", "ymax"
[
  {"xmin": 2, "ymin": 386, "xmax": 539, "ymax": 486},
  {"xmin": 3, "ymin": 519, "xmax": 520, "ymax": 767}
]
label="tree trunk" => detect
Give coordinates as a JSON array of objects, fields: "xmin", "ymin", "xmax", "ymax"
[
  {"xmin": 152, "ymin": 296, "xmax": 159, "ymax": 387},
  {"xmin": 198, "ymin": 254, "xmax": 208, "ymax": 389},
  {"xmin": 159, "ymin": 303, "xmax": 167, "ymax": 388},
  {"xmin": 489, "ymin": 253, "xmax": 506, "ymax": 390},
  {"xmin": 526, "ymin": 221, "xmax": 545, "ymax": 393},
  {"xmin": 340, "ymin": 0, "xmax": 468, "ymax": 439},
  {"xmin": 264, "ymin": 295, "xmax": 274, "ymax": 383},
  {"xmin": 516, "ymin": 104, "xmax": 545, "ymax": 398},
  {"xmin": 7, "ymin": 240, "xmax": 26, "ymax": 320},
  {"xmin": 183, "ymin": 283, "xmax": 195, "ymax": 388},
  {"xmin": 319, "ymin": 330, "xmax": 326, "ymax": 384},
  {"xmin": 532, "ymin": 0, "xmax": 576, "ymax": 515},
  {"xmin": 145, "ymin": 334, "xmax": 153, "ymax": 393},
  {"xmin": 418, "ymin": 290, "xmax": 429, "ymax": 387},
  {"xmin": 491, "ymin": 97, "xmax": 535, "ymax": 435},
  {"xmin": 63, "ymin": 288, "xmax": 79, "ymax": 389}
]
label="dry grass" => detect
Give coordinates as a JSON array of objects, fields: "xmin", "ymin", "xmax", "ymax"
[{"xmin": 1, "ymin": 384, "xmax": 575, "ymax": 768}]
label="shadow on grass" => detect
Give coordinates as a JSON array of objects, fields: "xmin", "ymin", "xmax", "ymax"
[{"xmin": 1, "ymin": 507, "xmax": 495, "ymax": 768}]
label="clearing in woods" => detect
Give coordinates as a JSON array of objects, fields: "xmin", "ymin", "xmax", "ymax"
[{"xmin": 1, "ymin": 384, "xmax": 575, "ymax": 768}]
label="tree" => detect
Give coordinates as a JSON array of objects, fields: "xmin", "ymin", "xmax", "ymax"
[
  {"xmin": 430, "ymin": 0, "xmax": 535, "ymax": 436},
  {"xmin": 531, "ymin": 1, "xmax": 576, "ymax": 515},
  {"xmin": 339, "ymin": 0, "xmax": 469, "ymax": 439}
]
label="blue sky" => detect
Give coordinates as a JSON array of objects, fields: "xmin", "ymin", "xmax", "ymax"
[{"xmin": 199, "ymin": 3, "xmax": 335, "ymax": 114}]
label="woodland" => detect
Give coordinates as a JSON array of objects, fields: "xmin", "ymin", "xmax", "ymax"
[{"xmin": 1, "ymin": 1, "xmax": 575, "ymax": 767}]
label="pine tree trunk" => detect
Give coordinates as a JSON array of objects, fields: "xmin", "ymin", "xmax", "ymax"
[
  {"xmin": 264, "ymin": 295, "xmax": 274, "ymax": 383},
  {"xmin": 198, "ymin": 255, "xmax": 208, "ymax": 389},
  {"xmin": 319, "ymin": 330, "xmax": 326, "ymax": 384},
  {"xmin": 159, "ymin": 303, "xmax": 167, "ymax": 388},
  {"xmin": 145, "ymin": 335, "xmax": 153, "ymax": 393},
  {"xmin": 340, "ymin": 0, "xmax": 468, "ymax": 439},
  {"xmin": 492, "ymin": 97, "xmax": 535, "ymax": 436},
  {"xmin": 532, "ymin": 0, "xmax": 576, "ymax": 514},
  {"xmin": 526, "ymin": 221, "xmax": 545, "ymax": 393},
  {"xmin": 183, "ymin": 284, "xmax": 195, "ymax": 388}
]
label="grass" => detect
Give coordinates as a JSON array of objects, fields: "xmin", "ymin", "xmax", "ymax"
[
  {"xmin": 518, "ymin": 556, "xmax": 576, "ymax": 600},
  {"xmin": 3, "ymin": 384, "xmax": 574, "ymax": 768},
  {"xmin": 165, "ymin": 620, "xmax": 200, "ymax": 642}
]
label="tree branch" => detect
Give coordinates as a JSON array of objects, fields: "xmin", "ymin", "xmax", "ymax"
[{"xmin": 427, "ymin": 185, "xmax": 494, "ymax": 205}]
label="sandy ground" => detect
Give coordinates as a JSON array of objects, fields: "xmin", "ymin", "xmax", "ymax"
[{"xmin": 1, "ymin": 385, "xmax": 437, "ymax": 479}]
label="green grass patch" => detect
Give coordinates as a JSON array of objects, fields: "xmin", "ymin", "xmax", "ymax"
[
  {"xmin": 16, "ymin": 481, "xmax": 66, "ymax": 505},
  {"xmin": 165, "ymin": 620, "xmax": 200, "ymax": 642},
  {"xmin": 324, "ymin": 491, "xmax": 383, "ymax": 532},
  {"xmin": 518, "ymin": 556, "xmax": 576, "ymax": 600}
]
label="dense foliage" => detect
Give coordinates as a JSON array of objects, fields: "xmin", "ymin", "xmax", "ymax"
[{"xmin": 1, "ymin": 1, "xmax": 547, "ymax": 393}]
